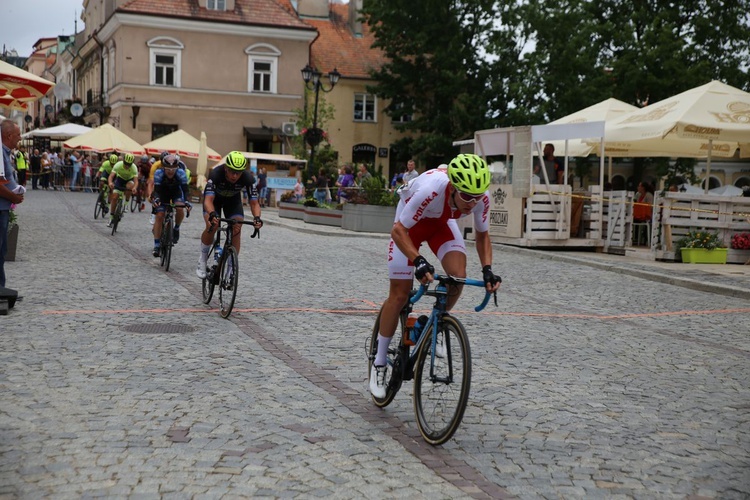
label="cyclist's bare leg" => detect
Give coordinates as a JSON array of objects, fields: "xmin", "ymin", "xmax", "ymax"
[
  {"xmin": 379, "ymin": 279, "xmax": 412, "ymax": 339},
  {"xmin": 153, "ymin": 211, "xmax": 165, "ymax": 239},
  {"xmin": 231, "ymin": 221, "xmax": 242, "ymax": 254},
  {"xmin": 124, "ymin": 181, "xmax": 134, "ymax": 202},
  {"xmin": 175, "ymin": 207, "xmax": 185, "ymax": 227},
  {"xmin": 439, "ymin": 250, "xmax": 466, "ymax": 311},
  {"xmin": 200, "ymin": 212, "xmax": 219, "ymax": 245}
]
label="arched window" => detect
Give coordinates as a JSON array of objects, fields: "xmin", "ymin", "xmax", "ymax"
[
  {"xmin": 245, "ymin": 43, "xmax": 280, "ymax": 94},
  {"xmin": 147, "ymin": 37, "xmax": 184, "ymax": 88},
  {"xmin": 734, "ymin": 176, "xmax": 750, "ymax": 189},
  {"xmin": 611, "ymin": 174, "xmax": 626, "ymax": 191},
  {"xmin": 701, "ymin": 176, "xmax": 721, "ymax": 190}
]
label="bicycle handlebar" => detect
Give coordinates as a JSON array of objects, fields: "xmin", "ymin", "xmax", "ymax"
[
  {"xmin": 217, "ymin": 217, "xmax": 261, "ymax": 239},
  {"xmin": 410, "ymin": 274, "xmax": 495, "ymax": 312}
]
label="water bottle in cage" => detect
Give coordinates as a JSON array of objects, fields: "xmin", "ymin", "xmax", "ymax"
[{"xmin": 214, "ymin": 246, "xmax": 222, "ymax": 263}]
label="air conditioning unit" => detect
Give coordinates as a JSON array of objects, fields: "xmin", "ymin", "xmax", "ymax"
[{"xmin": 282, "ymin": 121, "xmax": 299, "ymax": 136}]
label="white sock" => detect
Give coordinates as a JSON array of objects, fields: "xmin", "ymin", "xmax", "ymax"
[
  {"xmin": 375, "ymin": 334, "xmax": 392, "ymax": 367},
  {"xmin": 200, "ymin": 243, "xmax": 211, "ymax": 261}
]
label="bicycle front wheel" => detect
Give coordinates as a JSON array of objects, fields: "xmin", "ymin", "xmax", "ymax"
[
  {"xmin": 413, "ymin": 315, "xmax": 471, "ymax": 446},
  {"xmin": 161, "ymin": 217, "xmax": 173, "ymax": 271},
  {"xmin": 111, "ymin": 198, "xmax": 124, "ymax": 235},
  {"xmin": 218, "ymin": 246, "xmax": 239, "ymax": 318},
  {"xmin": 130, "ymin": 195, "xmax": 138, "ymax": 213},
  {"xmin": 367, "ymin": 308, "xmax": 405, "ymax": 408},
  {"xmin": 94, "ymin": 193, "xmax": 103, "ymax": 219}
]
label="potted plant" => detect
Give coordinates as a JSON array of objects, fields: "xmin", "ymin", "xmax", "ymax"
[
  {"xmin": 342, "ymin": 175, "xmax": 397, "ymax": 233},
  {"xmin": 6, "ymin": 204, "xmax": 18, "ymax": 262},
  {"xmin": 277, "ymin": 190, "xmax": 305, "ymax": 220},
  {"xmin": 676, "ymin": 229, "xmax": 727, "ymax": 264}
]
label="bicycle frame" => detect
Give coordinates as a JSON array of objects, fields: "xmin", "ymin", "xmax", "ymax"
[{"xmin": 398, "ymin": 276, "xmax": 491, "ymax": 384}]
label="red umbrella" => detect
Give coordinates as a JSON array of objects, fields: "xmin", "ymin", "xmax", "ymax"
[{"xmin": 0, "ymin": 59, "xmax": 55, "ymax": 111}]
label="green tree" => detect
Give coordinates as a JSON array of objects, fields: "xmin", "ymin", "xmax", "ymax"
[
  {"xmin": 505, "ymin": 0, "xmax": 750, "ymax": 123},
  {"xmin": 361, "ymin": 0, "xmax": 510, "ymax": 164}
]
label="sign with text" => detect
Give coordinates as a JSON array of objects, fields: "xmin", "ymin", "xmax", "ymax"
[
  {"xmin": 267, "ymin": 177, "xmax": 298, "ymax": 190},
  {"xmin": 488, "ymin": 184, "xmax": 523, "ymax": 238}
]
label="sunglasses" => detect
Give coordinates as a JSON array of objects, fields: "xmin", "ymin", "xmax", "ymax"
[
  {"xmin": 456, "ymin": 191, "xmax": 483, "ymax": 204},
  {"xmin": 164, "ymin": 166, "xmax": 177, "ymax": 171}
]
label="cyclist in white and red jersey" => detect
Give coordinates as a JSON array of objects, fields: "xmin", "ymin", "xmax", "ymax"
[{"xmin": 370, "ymin": 153, "xmax": 502, "ymax": 398}]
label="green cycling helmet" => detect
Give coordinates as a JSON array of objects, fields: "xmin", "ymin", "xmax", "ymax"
[
  {"xmin": 109, "ymin": 154, "xmax": 118, "ymax": 164},
  {"xmin": 123, "ymin": 153, "xmax": 135, "ymax": 164},
  {"xmin": 447, "ymin": 153, "xmax": 490, "ymax": 195},
  {"xmin": 225, "ymin": 151, "xmax": 248, "ymax": 171}
]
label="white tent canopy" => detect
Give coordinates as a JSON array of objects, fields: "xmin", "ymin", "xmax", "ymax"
[{"xmin": 22, "ymin": 123, "xmax": 92, "ymax": 139}]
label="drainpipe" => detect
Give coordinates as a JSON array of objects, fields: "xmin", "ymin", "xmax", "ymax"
[{"xmin": 91, "ymin": 30, "xmax": 106, "ymax": 124}]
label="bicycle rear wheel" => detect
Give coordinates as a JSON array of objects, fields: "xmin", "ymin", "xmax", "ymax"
[
  {"xmin": 367, "ymin": 308, "xmax": 405, "ymax": 408},
  {"xmin": 218, "ymin": 246, "xmax": 238, "ymax": 318},
  {"xmin": 161, "ymin": 217, "xmax": 173, "ymax": 271},
  {"xmin": 413, "ymin": 315, "xmax": 471, "ymax": 446}
]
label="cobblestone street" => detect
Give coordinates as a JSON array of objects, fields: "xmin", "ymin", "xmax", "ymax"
[{"xmin": 2, "ymin": 189, "xmax": 749, "ymax": 499}]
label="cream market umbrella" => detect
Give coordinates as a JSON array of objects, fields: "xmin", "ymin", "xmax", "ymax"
[
  {"xmin": 590, "ymin": 81, "xmax": 750, "ymax": 192},
  {"xmin": 63, "ymin": 123, "xmax": 144, "ymax": 154},
  {"xmin": 547, "ymin": 98, "xmax": 639, "ymax": 157},
  {"xmin": 141, "ymin": 129, "xmax": 221, "ymax": 160},
  {"xmin": 546, "ymin": 97, "xmax": 640, "ymax": 185},
  {"xmin": 196, "ymin": 131, "xmax": 210, "ymax": 191},
  {"xmin": 0, "ymin": 59, "xmax": 55, "ymax": 111}
]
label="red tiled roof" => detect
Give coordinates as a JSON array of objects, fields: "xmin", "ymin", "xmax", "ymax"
[
  {"xmin": 119, "ymin": 0, "xmax": 315, "ymax": 31},
  {"xmin": 305, "ymin": 3, "xmax": 386, "ymax": 80}
]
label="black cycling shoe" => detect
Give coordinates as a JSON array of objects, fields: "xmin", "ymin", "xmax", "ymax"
[
  {"xmin": 153, "ymin": 246, "xmax": 160, "ymax": 257},
  {"xmin": 173, "ymin": 229, "xmax": 180, "ymax": 244}
]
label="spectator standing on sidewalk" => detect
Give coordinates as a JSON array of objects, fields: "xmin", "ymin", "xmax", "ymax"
[
  {"xmin": 69, "ymin": 150, "xmax": 82, "ymax": 191},
  {"xmin": 14, "ymin": 146, "xmax": 28, "ymax": 187},
  {"xmin": 1, "ymin": 120, "xmax": 25, "ymax": 288},
  {"xmin": 29, "ymin": 148, "xmax": 41, "ymax": 190}
]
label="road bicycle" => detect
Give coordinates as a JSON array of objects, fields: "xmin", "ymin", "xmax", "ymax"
[
  {"xmin": 201, "ymin": 217, "xmax": 260, "ymax": 318},
  {"xmin": 93, "ymin": 183, "xmax": 110, "ymax": 219},
  {"xmin": 156, "ymin": 201, "xmax": 189, "ymax": 272},
  {"xmin": 130, "ymin": 178, "xmax": 148, "ymax": 212},
  {"xmin": 366, "ymin": 274, "xmax": 495, "ymax": 445},
  {"xmin": 109, "ymin": 189, "xmax": 129, "ymax": 235}
]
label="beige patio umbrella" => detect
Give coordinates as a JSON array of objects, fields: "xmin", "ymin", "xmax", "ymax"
[
  {"xmin": 141, "ymin": 129, "xmax": 221, "ymax": 160},
  {"xmin": 63, "ymin": 123, "xmax": 144, "ymax": 154},
  {"xmin": 588, "ymin": 81, "xmax": 750, "ymax": 192},
  {"xmin": 546, "ymin": 97, "xmax": 640, "ymax": 185},
  {"xmin": 196, "ymin": 131, "xmax": 210, "ymax": 191}
]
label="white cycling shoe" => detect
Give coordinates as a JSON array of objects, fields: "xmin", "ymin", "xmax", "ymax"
[
  {"xmin": 196, "ymin": 258, "xmax": 207, "ymax": 279},
  {"xmin": 369, "ymin": 364, "xmax": 387, "ymax": 399}
]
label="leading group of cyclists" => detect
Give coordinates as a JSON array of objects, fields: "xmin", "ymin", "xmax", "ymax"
[{"xmin": 94, "ymin": 149, "xmax": 501, "ymax": 399}]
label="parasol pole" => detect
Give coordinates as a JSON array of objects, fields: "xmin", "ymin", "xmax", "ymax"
[{"xmin": 703, "ymin": 139, "xmax": 713, "ymax": 194}]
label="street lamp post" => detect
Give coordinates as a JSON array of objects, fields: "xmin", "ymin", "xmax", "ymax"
[{"xmin": 301, "ymin": 64, "xmax": 340, "ymax": 179}]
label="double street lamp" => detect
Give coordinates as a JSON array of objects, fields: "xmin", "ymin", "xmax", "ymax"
[{"xmin": 300, "ymin": 64, "xmax": 340, "ymax": 179}]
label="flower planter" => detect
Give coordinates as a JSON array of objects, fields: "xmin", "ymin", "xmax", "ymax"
[
  {"xmin": 278, "ymin": 201, "xmax": 305, "ymax": 220},
  {"xmin": 6, "ymin": 224, "xmax": 18, "ymax": 262},
  {"xmin": 303, "ymin": 206, "xmax": 342, "ymax": 227},
  {"xmin": 342, "ymin": 204, "xmax": 396, "ymax": 233},
  {"xmin": 680, "ymin": 247, "xmax": 727, "ymax": 264}
]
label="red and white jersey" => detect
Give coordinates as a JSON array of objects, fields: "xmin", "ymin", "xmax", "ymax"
[{"xmin": 396, "ymin": 168, "xmax": 490, "ymax": 232}]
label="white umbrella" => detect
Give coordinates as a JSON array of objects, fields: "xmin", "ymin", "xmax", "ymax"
[
  {"xmin": 590, "ymin": 81, "xmax": 750, "ymax": 193},
  {"xmin": 677, "ymin": 183, "xmax": 704, "ymax": 194},
  {"xmin": 708, "ymin": 184, "xmax": 743, "ymax": 196},
  {"xmin": 22, "ymin": 123, "xmax": 92, "ymax": 139}
]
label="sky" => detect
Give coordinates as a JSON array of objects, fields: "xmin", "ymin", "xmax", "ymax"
[{"xmin": 2, "ymin": 0, "xmax": 84, "ymax": 57}]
